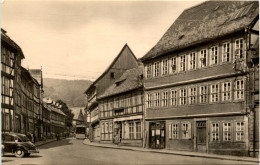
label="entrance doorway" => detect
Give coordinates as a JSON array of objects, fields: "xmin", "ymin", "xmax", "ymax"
[
  {"xmin": 196, "ymin": 121, "xmax": 207, "ymax": 152},
  {"xmin": 149, "ymin": 122, "xmax": 165, "ymax": 149}
]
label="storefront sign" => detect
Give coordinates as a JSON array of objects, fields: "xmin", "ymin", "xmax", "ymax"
[{"xmin": 113, "ymin": 115, "xmax": 142, "ymax": 122}]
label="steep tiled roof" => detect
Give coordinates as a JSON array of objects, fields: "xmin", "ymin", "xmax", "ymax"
[
  {"xmin": 1, "ymin": 28, "xmax": 25, "ymax": 59},
  {"xmin": 84, "ymin": 43, "xmax": 137, "ymax": 94},
  {"xmin": 98, "ymin": 66, "xmax": 143, "ymax": 99},
  {"xmin": 71, "ymin": 107, "xmax": 85, "ymax": 121},
  {"xmin": 29, "ymin": 69, "xmax": 43, "ymax": 87},
  {"xmin": 141, "ymin": 1, "xmax": 259, "ymax": 61}
]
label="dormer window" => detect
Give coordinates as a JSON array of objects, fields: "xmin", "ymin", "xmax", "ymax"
[{"xmin": 110, "ymin": 72, "xmax": 115, "ymax": 79}]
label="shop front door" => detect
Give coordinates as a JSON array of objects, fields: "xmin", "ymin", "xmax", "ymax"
[
  {"xmin": 196, "ymin": 121, "xmax": 207, "ymax": 152},
  {"xmin": 149, "ymin": 122, "xmax": 165, "ymax": 149}
]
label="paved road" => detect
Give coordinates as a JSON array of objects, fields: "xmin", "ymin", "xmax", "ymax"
[{"xmin": 1, "ymin": 138, "xmax": 257, "ymax": 165}]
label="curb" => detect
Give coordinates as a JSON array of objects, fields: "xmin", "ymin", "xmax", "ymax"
[
  {"xmin": 82, "ymin": 140, "xmax": 259, "ymax": 163},
  {"xmin": 36, "ymin": 137, "xmax": 66, "ymax": 147}
]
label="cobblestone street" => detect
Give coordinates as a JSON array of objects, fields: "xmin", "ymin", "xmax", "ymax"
[{"xmin": 2, "ymin": 138, "xmax": 258, "ymax": 165}]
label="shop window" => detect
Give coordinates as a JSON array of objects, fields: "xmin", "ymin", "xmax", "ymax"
[
  {"xmin": 210, "ymin": 84, "xmax": 219, "ymax": 103},
  {"xmin": 162, "ymin": 91, "xmax": 168, "ymax": 107},
  {"xmin": 223, "ymin": 122, "xmax": 231, "ymax": 141},
  {"xmin": 236, "ymin": 122, "xmax": 245, "ymax": 141},
  {"xmin": 189, "ymin": 52, "xmax": 196, "ymax": 70},
  {"xmin": 234, "ymin": 80, "xmax": 244, "ymax": 100},
  {"xmin": 222, "ymin": 42, "xmax": 230, "ymax": 62},
  {"xmin": 199, "ymin": 85, "xmax": 208, "ymax": 103},
  {"xmin": 182, "ymin": 123, "xmax": 191, "ymax": 139},
  {"xmin": 162, "ymin": 59, "xmax": 168, "ymax": 75},
  {"xmin": 222, "ymin": 82, "xmax": 231, "ymax": 101},
  {"xmin": 129, "ymin": 122, "xmax": 134, "ymax": 139},
  {"xmin": 211, "ymin": 123, "xmax": 219, "ymax": 141},
  {"xmin": 210, "ymin": 46, "xmax": 218, "ymax": 65},
  {"xmin": 170, "ymin": 90, "xmax": 177, "ymax": 106},
  {"xmin": 179, "ymin": 89, "xmax": 187, "ymax": 105},
  {"xmin": 136, "ymin": 122, "xmax": 141, "ymax": 139},
  {"xmin": 189, "ymin": 87, "xmax": 196, "ymax": 104}
]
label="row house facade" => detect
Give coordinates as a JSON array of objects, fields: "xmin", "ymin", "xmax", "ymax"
[
  {"xmin": 97, "ymin": 66, "xmax": 144, "ymax": 147},
  {"xmin": 43, "ymin": 98, "xmax": 66, "ymax": 137},
  {"xmin": 1, "ymin": 28, "xmax": 24, "ymax": 133},
  {"xmin": 84, "ymin": 44, "xmax": 139, "ymax": 142},
  {"xmin": 140, "ymin": 1, "xmax": 258, "ymax": 157}
]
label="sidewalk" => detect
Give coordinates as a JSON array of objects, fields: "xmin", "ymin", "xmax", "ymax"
[
  {"xmin": 35, "ymin": 137, "xmax": 65, "ymax": 147},
  {"xmin": 83, "ymin": 139, "xmax": 259, "ymax": 163}
]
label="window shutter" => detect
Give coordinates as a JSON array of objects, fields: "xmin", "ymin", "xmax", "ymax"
[
  {"xmin": 169, "ymin": 124, "xmax": 172, "ymax": 139},
  {"xmin": 188, "ymin": 122, "xmax": 192, "ymax": 139}
]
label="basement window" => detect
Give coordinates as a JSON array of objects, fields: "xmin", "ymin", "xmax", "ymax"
[{"xmin": 110, "ymin": 72, "xmax": 115, "ymax": 79}]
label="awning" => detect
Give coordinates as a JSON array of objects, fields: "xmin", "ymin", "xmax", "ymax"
[{"xmin": 113, "ymin": 115, "xmax": 142, "ymax": 122}]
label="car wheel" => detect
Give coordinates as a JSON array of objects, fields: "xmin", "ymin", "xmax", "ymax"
[
  {"xmin": 14, "ymin": 148, "xmax": 25, "ymax": 158},
  {"xmin": 24, "ymin": 153, "xmax": 31, "ymax": 157}
]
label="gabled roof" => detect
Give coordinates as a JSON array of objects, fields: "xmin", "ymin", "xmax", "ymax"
[
  {"xmin": 98, "ymin": 65, "xmax": 143, "ymax": 99},
  {"xmin": 21, "ymin": 66, "xmax": 40, "ymax": 86},
  {"xmin": 84, "ymin": 43, "xmax": 137, "ymax": 94},
  {"xmin": 1, "ymin": 28, "xmax": 25, "ymax": 59},
  {"xmin": 29, "ymin": 69, "xmax": 43, "ymax": 87},
  {"xmin": 71, "ymin": 107, "xmax": 85, "ymax": 121},
  {"xmin": 141, "ymin": 1, "xmax": 259, "ymax": 61}
]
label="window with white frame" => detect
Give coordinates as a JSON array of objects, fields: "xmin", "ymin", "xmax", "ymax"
[
  {"xmin": 200, "ymin": 85, "xmax": 208, "ymax": 103},
  {"xmin": 146, "ymin": 64, "xmax": 152, "ymax": 78},
  {"xmin": 170, "ymin": 57, "xmax": 177, "ymax": 73},
  {"xmin": 200, "ymin": 49, "xmax": 207, "ymax": 68},
  {"xmin": 154, "ymin": 61, "xmax": 160, "ymax": 77},
  {"xmin": 136, "ymin": 122, "xmax": 142, "ymax": 139},
  {"xmin": 162, "ymin": 59, "xmax": 168, "ymax": 75},
  {"xmin": 170, "ymin": 90, "xmax": 177, "ymax": 106},
  {"xmin": 210, "ymin": 84, "xmax": 219, "ymax": 103},
  {"xmin": 155, "ymin": 92, "xmax": 160, "ymax": 107},
  {"xmin": 169, "ymin": 123, "xmax": 178, "ymax": 139},
  {"xmin": 211, "ymin": 123, "xmax": 219, "ymax": 141},
  {"xmin": 182, "ymin": 123, "xmax": 191, "ymax": 139},
  {"xmin": 236, "ymin": 121, "xmax": 245, "ymax": 141},
  {"xmin": 179, "ymin": 89, "xmax": 186, "ymax": 105},
  {"xmin": 235, "ymin": 38, "xmax": 244, "ymax": 59},
  {"xmin": 211, "ymin": 46, "xmax": 218, "ymax": 65},
  {"xmin": 180, "ymin": 55, "xmax": 186, "ymax": 71},
  {"xmin": 189, "ymin": 52, "xmax": 196, "ymax": 70},
  {"xmin": 222, "ymin": 82, "xmax": 231, "ymax": 101},
  {"xmin": 129, "ymin": 122, "xmax": 134, "ymax": 139},
  {"xmin": 146, "ymin": 94, "xmax": 152, "ymax": 108},
  {"xmin": 234, "ymin": 80, "xmax": 244, "ymax": 100},
  {"xmin": 162, "ymin": 91, "xmax": 168, "ymax": 107},
  {"xmin": 222, "ymin": 42, "xmax": 230, "ymax": 62},
  {"xmin": 189, "ymin": 87, "xmax": 196, "ymax": 104},
  {"xmin": 223, "ymin": 122, "xmax": 231, "ymax": 141}
]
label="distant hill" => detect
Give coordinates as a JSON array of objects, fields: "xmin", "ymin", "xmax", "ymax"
[{"xmin": 43, "ymin": 78, "xmax": 92, "ymax": 107}]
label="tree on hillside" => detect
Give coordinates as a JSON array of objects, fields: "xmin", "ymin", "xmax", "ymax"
[{"xmin": 56, "ymin": 100, "xmax": 74, "ymax": 127}]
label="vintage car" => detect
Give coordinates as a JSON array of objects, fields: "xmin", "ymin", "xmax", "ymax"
[{"xmin": 2, "ymin": 132, "xmax": 39, "ymax": 158}]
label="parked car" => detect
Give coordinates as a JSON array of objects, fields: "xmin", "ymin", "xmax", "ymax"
[{"xmin": 2, "ymin": 132, "xmax": 39, "ymax": 158}]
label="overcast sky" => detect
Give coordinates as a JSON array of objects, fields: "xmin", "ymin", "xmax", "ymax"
[{"xmin": 2, "ymin": 0, "xmax": 203, "ymax": 80}]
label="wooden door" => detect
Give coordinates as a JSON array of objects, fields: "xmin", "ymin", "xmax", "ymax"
[
  {"xmin": 150, "ymin": 122, "xmax": 165, "ymax": 149},
  {"xmin": 196, "ymin": 121, "xmax": 206, "ymax": 152}
]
